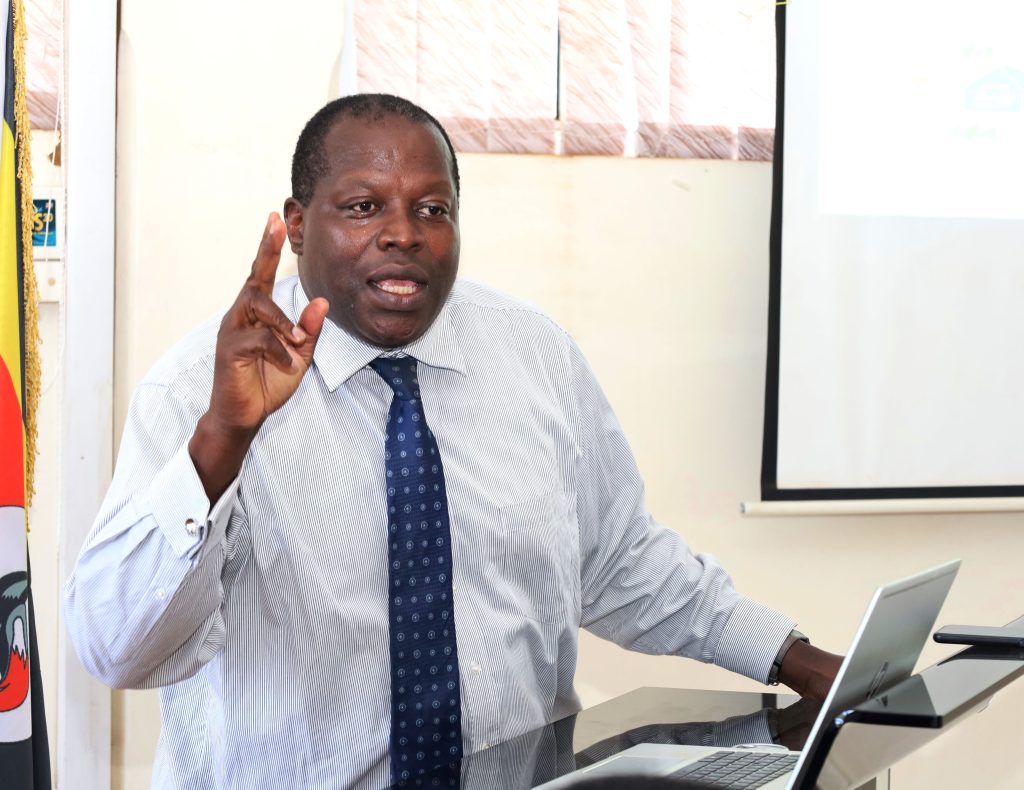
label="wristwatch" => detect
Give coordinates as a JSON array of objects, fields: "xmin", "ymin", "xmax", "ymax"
[{"xmin": 767, "ymin": 629, "xmax": 809, "ymax": 686}]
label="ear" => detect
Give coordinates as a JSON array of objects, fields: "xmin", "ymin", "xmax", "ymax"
[{"xmin": 283, "ymin": 197, "xmax": 305, "ymax": 256}]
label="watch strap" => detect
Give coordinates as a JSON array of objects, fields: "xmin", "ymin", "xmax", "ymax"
[{"xmin": 767, "ymin": 629, "xmax": 809, "ymax": 686}]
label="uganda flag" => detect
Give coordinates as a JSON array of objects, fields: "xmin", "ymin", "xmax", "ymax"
[{"xmin": 0, "ymin": 0, "xmax": 51, "ymax": 787}]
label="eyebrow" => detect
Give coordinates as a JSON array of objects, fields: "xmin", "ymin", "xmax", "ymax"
[{"xmin": 329, "ymin": 175, "xmax": 456, "ymax": 196}]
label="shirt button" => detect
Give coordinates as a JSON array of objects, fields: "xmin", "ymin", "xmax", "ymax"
[
  {"xmin": 470, "ymin": 661, "xmax": 482, "ymax": 674},
  {"xmin": 480, "ymin": 741, "xmax": 489, "ymax": 749},
  {"xmin": 155, "ymin": 588, "xmax": 167, "ymax": 600},
  {"xmin": 185, "ymin": 518, "xmax": 198, "ymax": 536}
]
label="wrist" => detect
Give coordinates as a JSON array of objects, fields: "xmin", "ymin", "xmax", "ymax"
[
  {"xmin": 767, "ymin": 629, "xmax": 808, "ymax": 686},
  {"xmin": 775, "ymin": 639, "xmax": 844, "ymax": 701},
  {"xmin": 194, "ymin": 409, "xmax": 261, "ymax": 451},
  {"xmin": 188, "ymin": 411, "xmax": 258, "ymax": 502}
]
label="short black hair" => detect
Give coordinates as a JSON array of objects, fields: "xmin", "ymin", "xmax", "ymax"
[{"xmin": 290, "ymin": 93, "xmax": 460, "ymax": 205}]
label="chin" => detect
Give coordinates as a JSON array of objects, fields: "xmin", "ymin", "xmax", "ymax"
[{"xmin": 365, "ymin": 322, "xmax": 426, "ymax": 349}]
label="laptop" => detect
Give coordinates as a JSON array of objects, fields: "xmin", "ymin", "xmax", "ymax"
[{"xmin": 536, "ymin": 559, "xmax": 961, "ymax": 790}]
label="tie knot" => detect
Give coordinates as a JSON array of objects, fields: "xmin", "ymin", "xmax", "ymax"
[{"xmin": 368, "ymin": 356, "xmax": 420, "ymax": 401}]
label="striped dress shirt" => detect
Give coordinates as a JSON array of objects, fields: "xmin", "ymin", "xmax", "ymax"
[{"xmin": 63, "ymin": 277, "xmax": 795, "ymax": 789}]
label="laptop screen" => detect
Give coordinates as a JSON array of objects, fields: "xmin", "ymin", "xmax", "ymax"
[{"xmin": 788, "ymin": 559, "xmax": 960, "ymax": 789}]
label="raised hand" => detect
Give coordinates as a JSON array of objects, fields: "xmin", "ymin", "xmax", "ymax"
[{"xmin": 188, "ymin": 213, "xmax": 329, "ymax": 501}]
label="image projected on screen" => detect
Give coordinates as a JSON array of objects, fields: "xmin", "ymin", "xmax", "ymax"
[{"xmin": 819, "ymin": 2, "xmax": 1024, "ymax": 219}]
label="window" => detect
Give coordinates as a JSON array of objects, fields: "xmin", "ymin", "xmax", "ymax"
[{"xmin": 342, "ymin": 0, "xmax": 776, "ymax": 160}]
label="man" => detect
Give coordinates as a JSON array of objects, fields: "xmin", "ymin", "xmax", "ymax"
[{"xmin": 64, "ymin": 94, "xmax": 840, "ymax": 789}]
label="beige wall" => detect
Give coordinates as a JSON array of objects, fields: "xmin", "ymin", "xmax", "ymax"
[{"xmin": 42, "ymin": 1, "xmax": 1020, "ymax": 787}]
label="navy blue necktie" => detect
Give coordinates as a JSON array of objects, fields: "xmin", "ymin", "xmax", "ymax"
[{"xmin": 369, "ymin": 356, "xmax": 462, "ymax": 787}]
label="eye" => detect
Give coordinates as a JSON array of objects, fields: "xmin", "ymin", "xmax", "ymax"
[
  {"xmin": 418, "ymin": 204, "xmax": 449, "ymax": 219},
  {"xmin": 344, "ymin": 200, "xmax": 377, "ymax": 215}
]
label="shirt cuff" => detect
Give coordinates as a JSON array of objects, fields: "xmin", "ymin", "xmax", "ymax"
[
  {"xmin": 712, "ymin": 709, "xmax": 777, "ymax": 748},
  {"xmin": 713, "ymin": 598, "xmax": 797, "ymax": 683},
  {"xmin": 149, "ymin": 443, "xmax": 240, "ymax": 558}
]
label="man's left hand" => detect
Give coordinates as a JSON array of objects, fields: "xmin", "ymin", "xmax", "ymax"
[{"xmin": 776, "ymin": 640, "xmax": 843, "ymax": 701}]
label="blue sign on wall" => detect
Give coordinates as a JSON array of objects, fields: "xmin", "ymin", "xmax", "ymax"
[{"xmin": 32, "ymin": 198, "xmax": 57, "ymax": 247}]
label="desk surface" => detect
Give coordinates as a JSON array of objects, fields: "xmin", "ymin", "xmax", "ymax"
[
  {"xmin": 384, "ymin": 687, "xmax": 809, "ymax": 789},
  {"xmin": 568, "ymin": 687, "xmax": 802, "ymax": 758},
  {"xmin": 381, "ymin": 625, "xmax": 1024, "ymax": 788}
]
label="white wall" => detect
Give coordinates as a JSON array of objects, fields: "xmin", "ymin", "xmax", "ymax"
[{"xmin": 92, "ymin": 1, "xmax": 1024, "ymax": 787}]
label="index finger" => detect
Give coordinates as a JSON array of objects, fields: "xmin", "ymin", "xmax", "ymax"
[{"xmin": 248, "ymin": 212, "xmax": 287, "ymax": 292}]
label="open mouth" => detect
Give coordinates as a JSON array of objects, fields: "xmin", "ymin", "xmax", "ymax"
[
  {"xmin": 373, "ymin": 279, "xmax": 422, "ymax": 296},
  {"xmin": 370, "ymin": 278, "xmax": 428, "ymax": 307}
]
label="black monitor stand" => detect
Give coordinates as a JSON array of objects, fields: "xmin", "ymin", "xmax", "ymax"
[{"xmin": 800, "ymin": 615, "xmax": 1024, "ymax": 789}]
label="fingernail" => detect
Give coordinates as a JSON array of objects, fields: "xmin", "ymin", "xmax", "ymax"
[{"xmin": 292, "ymin": 326, "xmax": 307, "ymax": 342}]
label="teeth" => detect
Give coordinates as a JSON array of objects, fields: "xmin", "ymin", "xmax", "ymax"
[{"xmin": 377, "ymin": 282, "xmax": 418, "ymax": 296}]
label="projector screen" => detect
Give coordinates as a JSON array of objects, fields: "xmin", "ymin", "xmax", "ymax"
[{"xmin": 763, "ymin": 0, "xmax": 1024, "ymax": 500}]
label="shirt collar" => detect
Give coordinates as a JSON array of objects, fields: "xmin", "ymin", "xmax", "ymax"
[{"xmin": 289, "ymin": 278, "xmax": 467, "ymax": 392}]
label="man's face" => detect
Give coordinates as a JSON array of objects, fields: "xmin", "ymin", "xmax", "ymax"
[{"xmin": 285, "ymin": 115, "xmax": 460, "ymax": 348}]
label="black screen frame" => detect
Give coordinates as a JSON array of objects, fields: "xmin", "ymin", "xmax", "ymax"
[{"xmin": 759, "ymin": 3, "xmax": 1024, "ymax": 502}]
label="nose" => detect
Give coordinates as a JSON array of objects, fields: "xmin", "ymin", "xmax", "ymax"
[{"xmin": 377, "ymin": 205, "xmax": 422, "ymax": 251}]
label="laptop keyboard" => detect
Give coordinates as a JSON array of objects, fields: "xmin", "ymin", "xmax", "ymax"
[{"xmin": 667, "ymin": 750, "xmax": 799, "ymax": 788}]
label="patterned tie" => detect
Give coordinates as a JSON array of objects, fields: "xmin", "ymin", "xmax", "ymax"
[{"xmin": 368, "ymin": 356, "xmax": 463, "ymax": 787}]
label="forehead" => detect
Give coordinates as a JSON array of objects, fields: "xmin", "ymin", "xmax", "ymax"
[{"xmin": 318, "ymin": 115, "xmax": 454, "ymax": 192}]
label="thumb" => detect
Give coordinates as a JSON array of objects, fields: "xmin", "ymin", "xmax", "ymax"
[{"xmin": 294, "ymin": 297, "xmax": 330, "ymax": 362}]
